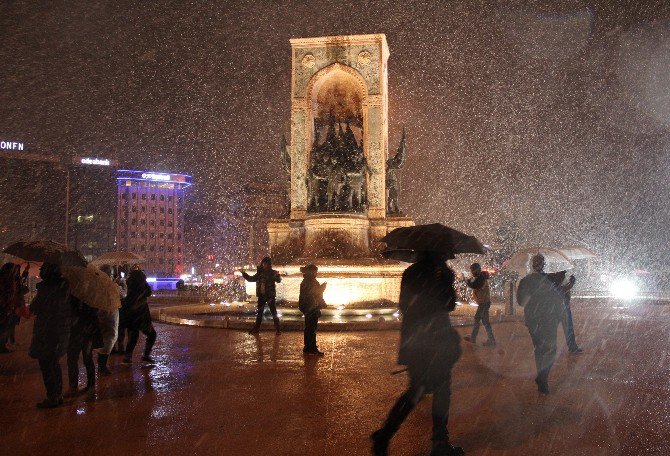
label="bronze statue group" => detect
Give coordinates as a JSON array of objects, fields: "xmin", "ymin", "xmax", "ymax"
[{"xmin": 239, "ymin": 251, "xmax": 581, "ymax": 456}]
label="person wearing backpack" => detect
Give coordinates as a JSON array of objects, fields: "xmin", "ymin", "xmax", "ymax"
[{"xmin": 298, "ymin": 264, "xmax": 327, "ymax": 356}]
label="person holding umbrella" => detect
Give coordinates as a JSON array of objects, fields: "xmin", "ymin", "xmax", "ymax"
[
  {"xmin": 29, "ymin": 263, "xmax": 73, "ymax": 408},
  {"xmin": 517, "ymin": 254, "xmax": 565, "ymax": 395},
  {"xmin": 97, "ymin": 265, "xmax": 120, "ymax": 375},
  {"xmin": 371, "ymin": 252, "xmax": 464, "ymax": 456},
  {"xmin": 66, "ymin": 296, "xmax": 100, "ymax": 394}
]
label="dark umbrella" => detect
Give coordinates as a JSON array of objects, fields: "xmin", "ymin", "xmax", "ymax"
[
  {"xmin": 380, "ymin": 223, "xmax": 485, "ymax": 257},
  {"xmin": 2, "ymin": 240, "xmax": 87, "ymax": 267}
]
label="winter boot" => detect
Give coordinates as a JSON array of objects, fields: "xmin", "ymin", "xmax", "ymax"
[
  {"xmin": 98, "ymin": 354, "xmax": 112, "ymax": 376},
  {"xmin": 370, "ymin": 430, "xmax": 390, "ymax": 456},
  {"xmin": 84, "ymin": 371, "xmax": 96, "ymax": 391},
  {"xmin": 430, "ymin": 440, "xmax": 465, "ymax": 456}
]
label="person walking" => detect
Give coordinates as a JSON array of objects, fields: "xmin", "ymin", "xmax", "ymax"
[
  {"xmin": 549, "ymin": 270, "xmax": 582, "ymax": 354},
  {"xmin": 0, "ymin": 263, "xmax": 27, "ymax": 352},
  {"xmin": 113, "ymin": 266, "xmax": 128, "ymax": 354},
  {"xmin": 298, "ymin": 264, "xmax": 327, "ymax": 356},
  {"xmin": 463, "ymin": 263, "xmax": 496, "ymax": 347},
  {"xmin": 372, "ymin": 251, "xmax": 464, "ymax": 456},
  {"xmin": 517, "ymin": 254, "xmax": 565, "ymax": 395},
  {"xmin": 240, "ymin": 257, "xmax": 282, "ymax": 334},
  {"xmin": 96, "ymin": 265, "xmax": 120, "ymax": 375},
  {"xmin": 29, "ymin": 263, "xmax": 73, "ymax": 408},
  {"xmin": 120, "ymin": 270, "xmax": 157, "ymax": 364},
  {"xmin": 66, "ymin": 297, "xmax": 99, "ymax": 394}
]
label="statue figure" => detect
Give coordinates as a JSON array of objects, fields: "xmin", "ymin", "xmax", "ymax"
[
  {"xmin": 386, "ymin": 128, "xmax": 406, "ymax": 215},
  {"xmin": 326, "ymin": 157, "xmax": 346, "ymax": 210},
  {"xmin": 280, "ymin": 135, "xmax": 291, "ymax": 215},
  {"xmin": 346, "ymin": 154, "xmax": 372, "ymax": 211}
]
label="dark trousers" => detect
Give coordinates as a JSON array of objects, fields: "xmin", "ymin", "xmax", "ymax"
[
  {"xmin": 561, "ymin": 302, "xmax": 579, "ymax": 351},
  {"xmin": 125, "ymin": 324, "xmax": 157, "ymax": 357},
  {"xmin": 303, "ymin": 312, "xmax": 319, "ymax": 351},
  {"xmin": 378, "ymin": 373, "xmax": 452, "ymax": 443},
  {"xmin": 116, "ymin": 321, "xmax": 127, "ymax": 351},
  {"xmin": 527, "ymin": 320, "xmax": 558, "ymax": 384},
  {"xmin": 38, "ymin": 357, "xmax": 63, "ymax": 399},
  {"xmin": 471, "ymin": 302, "xmax": 495, "ymax": 342},
  {"xmin": 67, "ymin": 335, "xmax": 95, "ymax": 389},
  {"xmin": 252, "ymin": 295, "xmax": 280, "ymax": 331}
]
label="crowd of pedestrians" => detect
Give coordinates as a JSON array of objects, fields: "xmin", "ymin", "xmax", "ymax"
[
  {"xmin": 0, "ymin": 260, "xmax": 157, "ymax": 408},
  {"xmin": 1, "ymin": 249, "xmax": 582, "ymax": 455}
]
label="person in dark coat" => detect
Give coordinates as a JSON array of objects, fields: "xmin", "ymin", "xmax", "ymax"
[
  {"xmin": 66, "ymin": 296, "xmax": 100, "ymax": 394},
  {"xmin": 372, "ymin": 251, "xmax": 464, "ymax": 456},
  {"xmin": 463, "ymin": 263, "xmax": 496, "ymax": 347},
  {"xmin": 120, "ymin": 269, "xmax": 157, "ymax": 364},
  {"xmin": 298, "ymin": 264, "xmax": 327, "ymax": 356},
  {"xmin": 548, "ymin": 270, "xmax": 582, "ymax": 354},
  {"xmin": 240, "ymin": 256, "xmax": 282, "ymax": 334},
  {"xmin": 29, "ymin": 263, "xmax": 73, "ymax": 408},
  {"xmin": 517, "ymin": 254, "xmax": 565, "ymax": 395},
  {"xmin": 0, "ymin": 263, "xmax": 27, "ymax": 352}
]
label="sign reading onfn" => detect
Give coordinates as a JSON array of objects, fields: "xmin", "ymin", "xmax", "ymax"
[{"xmin": 0, "ymin": 140, "xmax": 24, "ymax": 151}]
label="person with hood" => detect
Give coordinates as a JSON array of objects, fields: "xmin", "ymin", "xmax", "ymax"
[
  {"xmin": 120, "ymin": 269, "xmax": 157, "ymax": 364},
  {"xmin": 372, "ymin": 251, "xmax": 464, "ymax": 456},
  {"xmin": 96, "ymin": 265, "xmax": 120, "ymax": 375},
  {"xmin": 66, "ymin": 296, "xmax": 100, "ymax": 394},
  {"xmin": 298, "ymin": 264, "xmax": 327, "ymax": 356},
  {"xmin": 463, "ymin": 263, "xmax": 496, "ymax": 347},
  {"xmin": 29, "ymin": 263, "xmax": 72, "ymax": 408},
  {"xmin": 517, "ymin": 254, "xmax": 565, "ymax": 395},
  {"xmin": 240, "ymin": 256, "xmax": 282, "ymax": 334},
  {"xmin": 548, "ymin": 270, "xmax": 582, "ymax": 354}
]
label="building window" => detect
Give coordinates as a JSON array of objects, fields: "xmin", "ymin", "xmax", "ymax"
[
  {"xmin": 159, "ymin": 246, "xmax": 164, "ymax": 252},
  {"xmin": 140, "ymin": 245, "xmax": 145, "ymax": 251},
  {"xmin": 150, "ymin": 233, "xmax": 155, "ymax": 239},
  {"xmin": 151, "ymin": 194, "xmax": 156, "ymax": 201},
  {"xmin": 167, "ymin": 247, "xmax": 172, "ymax": 252},
  {"xmin": 121, "ymin": 193, "xmax": 128, "ymax": 200},
  {"xmin": 150, "ymin": 246, "xmax": 155, "ymax": 252},
  {"xmin": 130, "ymin": 232, "xmax": 136, "ymax": 238},
  {"xmin": 160, "ymin": 220, "xmax": 164, "ymax": 226},
  {"xmin": 150, "ymin": 220, "xmax": 155, "ymax": 226},
  {"xmin": 140, "ymin": 232, "xmax": 146, "ymax": 238},
  {"xmin": 167, "ymin": 234, "xmax": 173, "ymax": 239},
  {"xmin": 141, "ymin": 206, "xmax": 146, "ymax": 213},
  {"xmin": 160, "ymin": 207, "xmax": 164, "ymax": 214},
  {"xmin": 131, "ymin": 219, "xmax": 137, "ymax": 225},
  {"xmin": 141, "ymin": 219, "xmax": 146, "ymax": 225},
  {"xmin": 177, "ymin": 247, "xmax": 181, "ymax": 253},
  {"xmin": 177, "ymin": 234, "xmax": 181, "ymax": 240},
  {"xmin": 160, "ymin": 195, "xmax": 165, "ymax": 201},
  {"xmin": 159, "ymin": 233, "xmax": 164, "ymax": 239},
  {"xmin": 168, "ymin": 208, "xmax": 173, "ymax": 214},
  {"xmin": 151, "ymin": 207, "xmax": 156, "ymax": 213},
  {"xmin": 131, "ymin": 206, "xmax": 137, "ymax": 212},
  {"xmin": 141, "ymin": 194, "xmax": 146, "ymax": 200},
  {"xmin": 167, "ymin": 221, "xmax": 173, "ymax": 227},
  {"xmin": 132, "ymin": 193, "xmax": 136, "ymax": 199},
  {"xmin": 168, "ymin": 196, "xmax": 173, "ymax": 202}
]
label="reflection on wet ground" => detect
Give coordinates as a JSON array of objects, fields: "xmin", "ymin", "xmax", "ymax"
[{"xmin": 1, "ymin": 298, "xmax": 669, "ymax": 455}]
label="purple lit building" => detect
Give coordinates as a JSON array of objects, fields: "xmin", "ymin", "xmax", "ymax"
[{"xmin": 116, "ymin": 170, "xmax": 191, "ymax": 277}]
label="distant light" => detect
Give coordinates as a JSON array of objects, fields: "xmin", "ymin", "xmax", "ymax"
[
  {"xmin": 336, "ymin": 305, "xmax": 345, "ymax": 310},
  {"xmin": 365, "ymin": 313, "xmax": 373, "ymax": 319},
  {"xmin": 469, "ymin": 302, "xmax": 479, "ymax": 307},
  {"xmin": 191, "ymin": 267, "xmax": 195, "ymax": 275},
  {"xmin": 609, "ymin": 279, "xmax": 638, "ymax": 299},
  {"xmin": 392, "ymin": 311, "xmax": 400, "ymax": 318},
  {"xmin": 179, "ymin": 274, "xmax": 190, "ymax": 280},
  {"xmin": 146, "ymin": 277, "xmax": 157, "ymax": 283},
  {"xmin": 80, "ymin": 157, "xmax": 110, "ymax": 166},
  {"xmin": 215, "ymin": 263, "xmax": 220, "ymax": 268},
  {"xmin": 334, "ymin": 313, "xmax": 341, "ymax": 319}
]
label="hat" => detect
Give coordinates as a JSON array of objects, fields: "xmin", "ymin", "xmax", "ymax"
[{"xmin": 300, "ymin": 264, "xmax": 318, "ymax": 273}]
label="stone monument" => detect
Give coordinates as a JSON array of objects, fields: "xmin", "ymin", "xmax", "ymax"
[{"xmin": 263, "ymin": 34, "xmax": 414, "ymax": 308}]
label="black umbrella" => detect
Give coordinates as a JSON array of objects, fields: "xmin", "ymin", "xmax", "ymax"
[
  {"xmin": 380, "ymin": 223, "xmax": 485, "ymax": 257},
  {"xmin": 3, "ymin": 240, "xmax": 87, "ymax": 267}
]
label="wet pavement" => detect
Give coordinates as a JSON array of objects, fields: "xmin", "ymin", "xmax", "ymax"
[{"xmin": 1, "ymin": 297, "xmax": 669, "ymax": 455}]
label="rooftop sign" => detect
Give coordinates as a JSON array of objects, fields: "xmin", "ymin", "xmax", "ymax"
[
  {"xmin": 80, "ymin": 157, "xmax": 111, "ymax": 166},
  {"xmin": 116, "ymin": 169, "xmax": 192, "ymax": 188},
  {"xmin": 0, "ymin": 140, "xmax": 24, "ymax": 151}
]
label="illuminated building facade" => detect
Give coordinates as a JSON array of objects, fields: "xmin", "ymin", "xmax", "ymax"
[{"xmin": 116, "ymin": 170, "xmax": 191, "ymax": 277}]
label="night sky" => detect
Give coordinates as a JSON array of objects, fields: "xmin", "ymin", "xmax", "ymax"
[{"xmin": 1, "ymin": 0, "xmax": 669, "ymax": 272}]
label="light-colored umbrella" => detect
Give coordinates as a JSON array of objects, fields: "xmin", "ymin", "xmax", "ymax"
[
  {"xmin": 503, "ymin": 247, "xmax": 574, "ymax": 275},
  {"xmin": 89, "ymin": 251, "xmax": 146, "ymax": 267},
  {"xmin": 62, "ymin": 265, "xmax": 121, "ymax": 311},
  {"xmin": 558, "ymin": 246, "xmax": 597, "ymax": 260}
]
